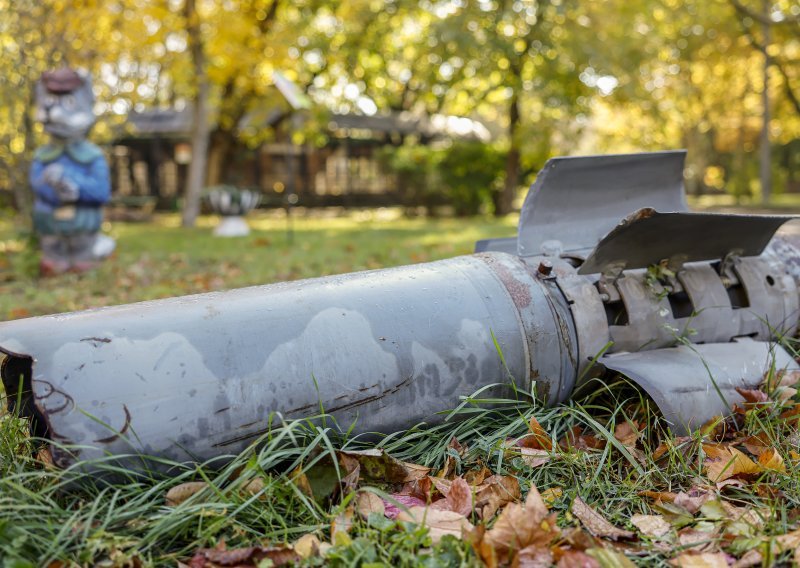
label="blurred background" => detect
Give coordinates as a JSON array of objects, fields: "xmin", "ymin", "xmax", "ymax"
[
  {"xmin": 0, "ymin": 0, "xmax": 799, "ymax": 319},
  {"xmin": 1, "ymin": 0, "xmax": 799, "ymax": 219}
]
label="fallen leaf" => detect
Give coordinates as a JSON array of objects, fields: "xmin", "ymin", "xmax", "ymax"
[
  {"xmin": 630, "ymin": 514, "xmax": 672, "ymax": 539},
  {"xmin": 639, "ymin": 490, "xmax": 678, "ymax": 503},
  {"xmin": 702, "ymin": 444, "xmax": 761, "ymax": 482},
  {"xmin": 241, "ymin": 477, "xmax": 265, "ymax": 496},
  {"xmin": 464, "ymin": 466, "xmax": 491, "ymax": 486},
  {"xmin": 356, "ymin": 491, "xmax": 385, "ymax": 518},
  {"xmin": 734, "ymin": 387, "xmax": 769, "ymax": 405},
  {"xmin": 479, "ymin": 487, "xmax": 559, "ymax": 566},
  {"xmin": 515, "ymin": 545, "xmax": 553, "ymax": 567},
  {"xmin": 586, "ymin": 548, "xmax": 637, "ymax": 568},
  {"xmin": 757, "ymin": 448, "xmax": 786, "ymax": 472},
  {"xmin": 542, "ymin": 487, "xmax": 563, "ymax": 506},
  {"xmin": 570, "ymin": 497, "xmax": 634, "ymax": 540},
  {"xmin": 166, "ymin": 482, "xmax": 208, "ymax": 506},
  {"xmin": 731, "ymin": 549, "xmax": 762, "ymax": 568},
  {"xmin": 677, "ymin": 526, "xmax": 720, "ymax": 553},
  {"xmin": 559, "ymin": 426, "xmax": 605, "ymax": 450},
  {"xmin": 293, "ymin": 534, "xmax": 322, "ymax": 559},
  {"xmin": 397, "ymin": 506, "xmax": 474, "ymax": 544},
  {"xmin": 517, "ymin": 416, "xmax": 553, "ymax": 450},
  {"xmin": 674, "ymin": 486, "xmax": 714, "ymax": 514},
  {"xmin": 339, "ymin": 449, "xmax": 430, "ymax": 483},
  {"xmin": 187, "ymin": 543, "xmax": 299, "ymax": 567},
  {"xmin": 556, "ymin": 550, "xmax": 600, "ymax": 567},
  {"xmin": 614, "ymin": 421, "xmax": 640, "ymax": 448},
  {"xmin": 669, "ymin": 552, "xmax": 730, "ymax": 567},
  {"xmin": 474, "ymin": 474, "xmax": 521, "ymax": 520},
  {"xmin": 518, "ymin": 448, "xmax": 551, "ymax": 468},
  {"xmin": 290, "ymin": 466, "xmax": 314, "ymax": 498},
  {"xmin": 383, "ymin": 494, "xmax": 426, "ymax": 519},
  {"xmin": 430, "ymin": 477, "xmax": 473, "ymax": 516}
]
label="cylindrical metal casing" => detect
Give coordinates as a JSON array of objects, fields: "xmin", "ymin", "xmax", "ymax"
[{"xmin": 0, "ymin": 252, "xmax": 576, "ymax": 468}]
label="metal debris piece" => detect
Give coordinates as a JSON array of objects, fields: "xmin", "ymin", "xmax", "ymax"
[{"xmin": 2, "ymin": 150, "xmax": 799, "ymax": 471}]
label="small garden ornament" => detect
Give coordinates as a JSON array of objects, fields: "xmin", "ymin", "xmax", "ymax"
[{"xmin": 206, "ymin": 186, "xmax": 261, "ymax": 237}]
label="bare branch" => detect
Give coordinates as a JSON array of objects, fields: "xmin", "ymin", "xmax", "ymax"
[{"xmin": 728, "ymin": 0, "xmax": 800, "ymax": 26}]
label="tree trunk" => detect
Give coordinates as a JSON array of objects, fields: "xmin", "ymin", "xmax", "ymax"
[
  {"xmin": 759, "ymin": 0, "xmax": 772, "ymax": 204},
  {"xmin": 206, "ymin": 129, "xmax": 236, "ymax": 187},
  {"xmin": 496, "ymin": 94, "xmax": 521, "ymax": 217},
  {"xmin": 181, "ymin": 0, "xmax": 211, "ymax": 228}
]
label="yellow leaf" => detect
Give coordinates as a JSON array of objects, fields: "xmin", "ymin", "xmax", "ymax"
[
  {"xmin": 356, "ymin": 491, "xmax": 385, "ymax": 518},
  {"xmin": 702, "ymin": 444, "xmax": 760, "ymax": 482},
  {"xmin": 293, "ymin": 534, "xmax": 322, "ymax": 559},
  {"xmin": 165, "ymin": 481, "xmax": 208, "ymax": 506},
  {"xmin": 757, "ymin": 448, "xmax": 786, "ymax": 473}
]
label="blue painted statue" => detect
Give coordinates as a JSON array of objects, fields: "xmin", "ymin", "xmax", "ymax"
[{"xmin": 31, "ymin": 67, "xmax": 115, "ymax": 275}]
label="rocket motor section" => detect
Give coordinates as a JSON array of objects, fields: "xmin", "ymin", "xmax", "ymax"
[{"xmin": 0, "ymin": 252, "xmax": 578, "ymax": 469}]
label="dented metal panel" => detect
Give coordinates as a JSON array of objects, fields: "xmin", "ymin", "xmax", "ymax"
[{"xmin": 601, "ymin": 339, "xmax": 799, "ymax": 434}]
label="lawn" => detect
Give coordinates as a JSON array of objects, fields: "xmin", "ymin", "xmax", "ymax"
[{"xmin": 1, "ymin": 209, "xmax": 800, "ymax": 567}]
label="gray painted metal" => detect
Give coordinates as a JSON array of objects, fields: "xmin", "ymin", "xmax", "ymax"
[
  {"xmin": 579, "ymin": 209, "xmax": 792, "ymax": 275},
  {"xmin": 0, "ymin": 253, "xmax": 576, "ymax": 469},
  {"xmin": 518, "ymin": 151, "xmax": 689, "ymax": 257},
  {"xmin": 601, "ymin": 338, "xmax": 799, "ymax": 434}
]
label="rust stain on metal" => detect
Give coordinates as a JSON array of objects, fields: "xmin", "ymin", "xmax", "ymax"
[
  {"xmin": 476, "ymin": 254, "xmax": 532, "ymax": 309},
  {"xmin": 94, "ymin": 404, "xmax": 132, "ymax": 443}
]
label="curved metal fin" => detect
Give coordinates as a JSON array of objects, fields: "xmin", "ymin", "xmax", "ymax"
[
  {"xmin": 601, "ymin": 339, "xmax": 797, "ymax": 435},
  {"xmin": 518, "ymin": 151, "xmax": 689, "ymax": 257}
]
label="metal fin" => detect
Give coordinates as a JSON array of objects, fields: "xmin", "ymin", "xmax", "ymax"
[
  {"xmin": 518, "ymin": 151, "xmax": 688, "ymax": 257},
  {"xmin": 578, "ymin": 209, "xmax": 792, "ymax": 275},
  {"xmin": 600, "ymin": 338, "xmax": 798, "ymax": 434}
]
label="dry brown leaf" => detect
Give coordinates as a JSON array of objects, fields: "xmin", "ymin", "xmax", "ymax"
[
  {"xmin": 630, "ymin": 514, "xmax": 672, "ymax": 539},
  {"xmin": 731, "ymin": 549, "xmax": 762, "ymax": 568},
  {"xmin": 556, "ymin": 550, "xmax": 600, "ymax": 567},
  {"xmin": 517, "ymin": 417, "xmax": 553, "ymax": 450},
  {"xmin": 559, "ymin": 426, "xmax": 605, "ymax": 450},
  {"xmin": 397, "ymin": 506, "xmax": 474, "ymax": 544},
  {"xmin": 677, "ymin": 527, "xmax": 720, "ymax": 553},
  {"xmin": 165, "ymin": 481, "xmax": 208, "ymax": 506},
  {"xmin": 241, "ymin": 477, "xmax": 265, "ymax": 496},
  {"xmin": 514, "ymin": 545, "xmax": 553, "ymax": 567},
  {"xmin": 614, "ymin": 421, "xmax": 640, "ymax": 448},
  {"xmin": 480, "ymin": 487, "xmax": 559, "ymax": 566},
  {"xmin": 290, "ymin": 466, "xmax": 314, "ymax": 498},
  {"xmin": 444, "ymin": 477, "xmax": 473, "ymax": 516},
  {"xmin": 570, "ymin": 496, "xmax": 634, "ymax": 540},
  {"xmin": 464, "ymin": 466, "xmax": 491, "ymax": 486},
  {"xmin": 674, "ymin": 487, "xmax": 714, "ymax": 514},
  {"xmin": 293, "ymin": 534, "xmax": 322, "ymax": 559},
  {"xmin": 702, "ymin": 443, "xmax": 761, "ymax": 482},
  {"xmin": 734, "ymin": 387, "xmax": 769, "ymax": 405},
  {"xmin": 775, "ymin": 527, "xmax": 800, "ymax": 552},
  {"xmin": 356, "ymin": 491, "xmax": 385, "ymax": 518},
  {"xmin": 769, "ymin": 368, "xmax": 800, "ymax": 389},
  {"xmin": 757, "ymin": 448, "xmax": 786, "ymax": 472},
  {"xmin": 474, "ymin": 474, "xmax": 521, "ymax": 520},
  {"xmin": 519, "ymin": 448, "xmax": 551, "ymax": 468},
  {"xmin": 670, "ymin": 552, "xmax": 730, "ymax": 567},
  {"xmin": 339, "ymin": 449, "xmax": 430, "ymax": 483},
  {"xmin": 639, "ymin": 490, "xmax": 678, "ymax": 503},
  {"xmin": 187, "ymin": 543, "xmax": 299, "ymax": 567}
]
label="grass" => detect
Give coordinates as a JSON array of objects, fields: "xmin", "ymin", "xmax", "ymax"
[{"xmin": 1, "ymin": 209, "xmax": 800, "ymax": 566}]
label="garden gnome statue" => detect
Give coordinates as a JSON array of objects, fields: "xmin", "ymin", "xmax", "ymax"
[{"xmin": 30, "ymin": 67, "xmax": 115, "ymax": 275}]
